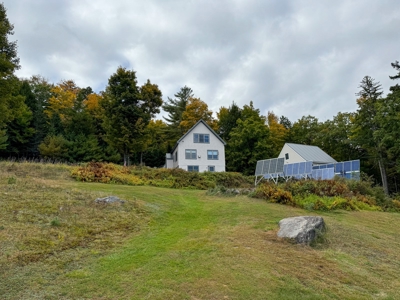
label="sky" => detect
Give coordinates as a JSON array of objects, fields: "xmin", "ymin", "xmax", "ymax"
[{"xmin": 4, "ymin": 0, "xmax": 400, "ymax": 123}]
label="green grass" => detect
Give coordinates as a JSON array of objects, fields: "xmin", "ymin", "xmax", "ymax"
[{"xmin": 1, "ymin": 161, "xmax": 400, "ymax": 299}]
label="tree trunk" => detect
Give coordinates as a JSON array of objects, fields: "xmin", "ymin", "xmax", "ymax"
[
  {"xmin": 124, "ymin": 152, "xmax": 128, "ymax": 167},
  {"xmin": 378, "ymin": 157, "xmax": 389, "ymax": 195}
]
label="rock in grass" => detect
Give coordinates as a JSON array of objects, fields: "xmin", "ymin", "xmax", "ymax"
[
  {"xmin": 277, "ymin": 216, "xmax": 325, "ymax": 244},
  {"xmin": 95, "ymin": 196, "xmax": 125, "ymax": 204}
]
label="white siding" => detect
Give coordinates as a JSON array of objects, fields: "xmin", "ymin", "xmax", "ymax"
[
  {"xmin": 166, "ymin": 121, "xmax": 225, "ymax": 172},
  {"xmin": 278, "ymin": 144, "xmax": 307, "ymax": 164},
  {"xmin": 177, "ymin": 122, "xmax": 225, "ymax": 172}
]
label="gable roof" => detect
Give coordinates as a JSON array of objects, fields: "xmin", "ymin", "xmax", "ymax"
[
  {"xmin": 284, "ymin": 143, "xmax": 337, "ymax": 164},
  {"xmin": 171, "ymin": 119, "xmax": 226, "ymax": 153}
]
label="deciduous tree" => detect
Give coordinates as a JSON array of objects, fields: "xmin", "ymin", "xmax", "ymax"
[{"xmin": 180, "ymin": 97, "xmax": 217, "ymax": 132}]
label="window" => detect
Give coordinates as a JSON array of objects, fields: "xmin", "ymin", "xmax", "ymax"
[
  {"xmin": 188, "ymin": 165, "xmax": 199, "ymax": 172},
  {"xmin": 185, "ymin": 149, "xmax": 197, "ymax": 159},
  {"xmin": 208, "ymin": 166, "xmax": 215, "ymax": 172},
  {"xmin": 175, "ymin": 151, "xmax": 178, "ymax": 161},
  {"xmin": 207, "ymin": 150, "xmax": 218, "ymax": 160},
  {"xmin": 194, "ymin": 133, "xmax": 209, "ymax": 143},
  {"xmin": 285, "ymin": 153, "xmax": 289, "ymax": 160}
]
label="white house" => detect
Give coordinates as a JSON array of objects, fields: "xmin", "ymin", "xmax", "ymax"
[
  {"xmin": 165, "ymin": 119, "xmax": 226, "ymax": 172},
  {"xmin": 278, "ymin": 143, "xmax": 337, "ymax": 165}
]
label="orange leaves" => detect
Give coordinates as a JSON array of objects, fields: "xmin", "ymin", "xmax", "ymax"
[
  {"xmin": 45, "ymin": 80, "xmax": 79, "ymax": 120},
  {"xmin": 84, "ymin": 93, "xmax": 102, "ymax": 112},
  {"xmin": 44, "ymin": 79, "xmax": 102, "ymax": 120},
  {"xmin": 180, "ymin": 97, "xmax": 217, "ymax": 132}
]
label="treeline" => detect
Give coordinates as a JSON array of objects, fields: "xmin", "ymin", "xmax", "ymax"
[{"xmin": 1, "ymin": 3, "xmax": 400, "ymax": 194}]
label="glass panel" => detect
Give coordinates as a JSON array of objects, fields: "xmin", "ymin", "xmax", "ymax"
[
  {"xmin": 352, "ymin": 160, "xmax": 360, "ymax": 171},
  {"xmin": 255, "ymin": 161, "xmax": 263, "ymax": 175},
  {"xmin": 305, "ymin": 161, "xmax": 313, "ymax": 174},
  {"xmin": 293, "ymin": 163, "xmax": 299, "ymax": 175},
  {"xmin": 277, "ymin": 158, "xmax": 285, "ymax": 173},
  {"xmin": 344, "ymin": 161, "xmax": 351, "ymax": 172},
  {"xmin": 299, "ymin": 162, "xmax": 305, "ymax": 174},
  {"xmin": 269, "ymin": 159, "xmax": 277, "ymax": 173},
  {"xmin": 286, "ymin": 164, "xmax": 293, "ymax": 176},
  {"xmin": 336, "ymin": 162, "xmax": 343, "ymax": 174},
  {"xmin": 262, "ymin": 160, "xmax": 270, "ymax": 174}
]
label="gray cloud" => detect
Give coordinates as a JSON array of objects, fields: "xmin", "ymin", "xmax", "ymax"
[{"xmin": 5, "ymin": 0, "xmax": 400, "ymax": 123}]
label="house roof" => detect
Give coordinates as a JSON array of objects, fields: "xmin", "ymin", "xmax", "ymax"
[
  {"xmin": 171, "ymin": 119, "xmax": 226, "ymax": 153},
  {"xmin": 284, "ymin": 143, "xmax": 337, "ymax": 164}
]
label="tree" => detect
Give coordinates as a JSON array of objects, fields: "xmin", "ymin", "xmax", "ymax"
[
  {"xmin": 101, "ymin": 67, "xmax": 162, "ymax": 166},
  {"xmin": 25, "ymin": 76, "xmax": 53, "ymax": 155},
  {"xmin": 267, "ymin": 111, "xmax": 288, "ymax": 156},
  {"xmin": 38, "ymin": 135, "xmax": 69, "ymax": 160},
  {"xmin": 290, "ymin": 115, "xmax": 321, "ymax": 145},
  {"xmin": 226, "ymin": 117, "xmax": 273, "ymax": 175},
  {"xmin": 0, "ymin": 4, "xmax": 26, "ymax": 152},
  {"xmin": 389, "ymin": 60, "xmax": 400, "ymax": 80},
  {"xmin": 0, "ymin": 3, "xmax": 21, "ymax": 128},
  {"xmin": 217, "ymin": 101, "xmax": 242, "ymax": 142},
  {"xmin": 45, "ymin": 80, "xmax": 79, "ymax": 121},
  {"xmin": 351, "ymin": 76, "xmax": 388, "ymax": 194},
  {"xmin": 163, "ymin": 86, "xmax": 193, "ymax": 140},
  {"xmin": 318, "ymin": 112, "xmax": 359, "ymax": 162},
  {"xmin": 140, "ymin": 119, "xmax": 169, "ymax": 167},
  {"xmin": 180, "ymin": 97, "xmax": 217, "ymax": 132}
]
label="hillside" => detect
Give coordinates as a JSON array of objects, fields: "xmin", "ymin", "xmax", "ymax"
[{"xmin": 1, "ymin": 162, "xmax": 399, "ymax": 299}]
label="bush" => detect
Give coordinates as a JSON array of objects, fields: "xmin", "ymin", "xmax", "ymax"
[
  {"xmin": 253, "ymin": 182, "xmax": 295, "ymax": 206},
  {"xmin": 71, "ymin": 163, "xmax": 253, "ymax": 190}
]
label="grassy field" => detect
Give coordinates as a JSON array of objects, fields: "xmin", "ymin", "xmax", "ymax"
[{"xmin": 1, "ymin": 162, "xmax": 400, "ymax": 299}]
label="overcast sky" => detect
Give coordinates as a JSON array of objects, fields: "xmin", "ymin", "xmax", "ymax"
[{"xmin": 4, "ymin": 0, "xmax": 400, "ymax": 123}]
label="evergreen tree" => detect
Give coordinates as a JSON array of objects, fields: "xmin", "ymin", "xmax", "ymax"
[
  {"xmin": 0, "ymin": 3, "xmax": 25, "ymax": 150},
  {"xmin": 101, "ymin": 67, "xmax": 162, "ymax": 166},
  {"xmin": 25, "ymin": 76, "xmax": 53, "ymax": 155},
  {"xmin": 351, "ymin": 76, "xmax": 388, "ymax": 194},
  {"xmin": 217, "ymin": 101, "xmax": 242, "ymax": 142},
  {"xmin": 226, "ymin": 116, "xmax": 273, "ymax": 175},
  {"xmin": 162, "ymin": 86, "xmax": 193, "ymax": 140}
]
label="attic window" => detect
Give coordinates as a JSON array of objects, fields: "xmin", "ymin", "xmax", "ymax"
[
  {"xmin": 285, "ymin": 153, "xmax": 289, "ymax": 160},
  {"xmin": 194, "ymin": 133, "xmax": 209, "ymax": 143}
]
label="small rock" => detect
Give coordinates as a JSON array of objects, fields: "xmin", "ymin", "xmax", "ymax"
[
  {"xmin": 277, "ymin": 216, "xmax": 325, "ymax": 244},
  {"xmin": 95, "ymin": 196, "xmax": 125, "ymax": 204}
]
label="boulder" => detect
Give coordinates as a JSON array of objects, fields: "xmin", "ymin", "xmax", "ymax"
[
  {"xmin": 277, "ymin": 216, "xmax": 325, "ymax": 244},
  {"xmin": 95, "ymin": 196, "xmax": 125, "ymax": 204}
]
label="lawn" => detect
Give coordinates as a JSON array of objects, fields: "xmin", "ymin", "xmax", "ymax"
[{"xmin": 1, "ymin": 162, "xmax": 399, "ymax": 299}]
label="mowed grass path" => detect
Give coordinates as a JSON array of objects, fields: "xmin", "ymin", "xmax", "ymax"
[
  {"xmin": 61, "ymin": 182, "xmax": 400, "ymax": 300},
  {"xmin": 1, "ymin": 166, "xmax": 400, "ymax": 299}
]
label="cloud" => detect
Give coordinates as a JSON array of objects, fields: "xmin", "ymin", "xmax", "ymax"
[{"xmin": 5, "ymin": 0, "xmax": 400, "ymax": 123}]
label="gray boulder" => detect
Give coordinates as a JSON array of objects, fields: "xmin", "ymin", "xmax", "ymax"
[
  {"xmin": 277, "ymin": 216, "xmax": 325, "ymax": 244},
  {"xmin": 95, "ymin": 196, "xmax": 125, "ymax": 204}
]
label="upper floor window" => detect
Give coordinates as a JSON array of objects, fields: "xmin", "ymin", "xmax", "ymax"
[
  {"xmin": 285, "ymin": 153, "xmax": 289, "ymax": 160},
  {"xmin": 194, "ymin": 133, "xmax": 209, "ymax": 143},
  {"xmin": 185, "ymin": 149, "xmax": 197, "ymax": 159},
  {"xmin": 207, "ymin": 150, "xmax": 218, "ymax": 160},
  {"xmin": 175, "ymin": 151, "xmax": 178, "ymax": 161}
]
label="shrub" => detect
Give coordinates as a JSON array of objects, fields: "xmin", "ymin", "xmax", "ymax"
[
  {"xmin": 254, "ymin": 182, "xmax": 295, "ymax": 206},
  {"xmin": 71, "ymin": 163, "xmax": 252, "ymax": 190}
]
